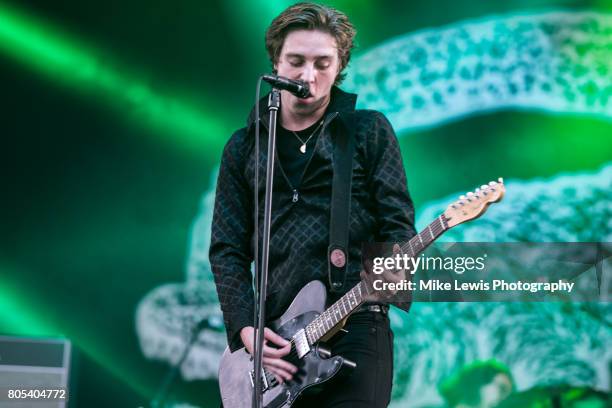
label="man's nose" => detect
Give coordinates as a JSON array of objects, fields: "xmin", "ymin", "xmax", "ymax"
[{"xmin": 300, "ymin": 63, "xmax": 316, "ymax": 83}]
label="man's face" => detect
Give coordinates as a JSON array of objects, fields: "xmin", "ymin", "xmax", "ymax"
[{"xmin": 274, "ymin": 29, "xmax": 340, "ymax": 117}]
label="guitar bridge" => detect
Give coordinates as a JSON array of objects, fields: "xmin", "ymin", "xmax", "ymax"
[{"xmin": 249, "ymin": 367, "xmax": 278, "ymax": 391}]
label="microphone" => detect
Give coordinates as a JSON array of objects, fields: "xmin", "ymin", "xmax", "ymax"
[{"xmin": 262, "ymin": 74, "xmax": 311, "ymax": 98}]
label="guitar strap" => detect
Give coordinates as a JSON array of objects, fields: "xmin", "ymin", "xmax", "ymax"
[{"xmin": 328, "ymin": 112, "xmax": 356, "ymax": 293}]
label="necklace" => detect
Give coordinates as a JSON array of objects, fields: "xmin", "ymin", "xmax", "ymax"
[{"xmin": 290, "ymin": 120, "xmax": 324, "ymax": 154}]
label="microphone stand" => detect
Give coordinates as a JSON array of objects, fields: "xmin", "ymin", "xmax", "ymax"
[
  {"xmin": 253, "ymin": 88, "xmax": 281, "ymax": 408},
  {"xmin": 150, "ymin": 319, "xmax": 210, "ymax": 408}
]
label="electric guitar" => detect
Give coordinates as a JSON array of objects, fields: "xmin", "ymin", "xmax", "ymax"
[{"xmin": 218, "ymin": 179, "xmax": 506, "ymax": 408}]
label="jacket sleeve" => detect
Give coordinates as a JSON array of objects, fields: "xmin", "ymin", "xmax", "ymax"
[
  {"xmin": 209, "ymin": 131, "xmax": 255, "ymax": 351},
  {"xmin": 366, "ymin": 111, "xmax": 417, "ymax": 243},
  {"xmin": 366, "ymin": 112, "xmax": 417, "ymax": 312}
]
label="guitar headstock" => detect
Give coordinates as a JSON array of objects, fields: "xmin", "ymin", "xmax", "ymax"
[{"xmin": 444, "ymin": 178, "xmax": 505, "ymax": 228}]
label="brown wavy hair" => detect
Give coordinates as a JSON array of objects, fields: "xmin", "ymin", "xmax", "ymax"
[{"xmin": 265, "ymin": 2, "xmax": 356, "ymax": 85}]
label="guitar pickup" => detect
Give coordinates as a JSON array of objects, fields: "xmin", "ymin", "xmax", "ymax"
[{"xmin": 293, "ymin": 329, "xmax": 311, "ymax": 358}]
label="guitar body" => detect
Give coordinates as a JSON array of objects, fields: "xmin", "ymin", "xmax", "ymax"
[
  {"xmin": 218, "ymin": 180, "xmax": 505, "ymax": 407},
  {"xmin": 218, "ymin": 281, "xmax": 352, "ymax": 408}
]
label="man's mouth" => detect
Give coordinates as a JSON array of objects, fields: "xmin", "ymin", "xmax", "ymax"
[{"xmin": 299, "ymin": 94, "xmax": 316, "ymax": 103}]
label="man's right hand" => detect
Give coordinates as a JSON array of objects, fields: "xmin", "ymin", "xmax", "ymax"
[{"xmin": 240, "ymin": 326, "xmax": 298, "ymax": 384}]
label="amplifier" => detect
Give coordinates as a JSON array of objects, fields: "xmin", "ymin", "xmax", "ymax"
[{"xmin": 0, "ymin": 335, "xmax": 71, "ymax": 408}]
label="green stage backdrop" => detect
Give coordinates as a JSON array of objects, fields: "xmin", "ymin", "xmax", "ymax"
[{"xmin": 1, "ymin": 1, "xmax": 610, "ymax": 407}]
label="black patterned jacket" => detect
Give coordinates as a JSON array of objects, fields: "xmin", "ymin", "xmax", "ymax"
[{"xmin": 209, "ymin": 87, "xmax": 416, "ymax": 351}]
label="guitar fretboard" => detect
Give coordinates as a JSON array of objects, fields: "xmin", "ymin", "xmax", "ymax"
[{"xmin": 303, "ymin": 215, "xmax": 448, "ymax": 345}]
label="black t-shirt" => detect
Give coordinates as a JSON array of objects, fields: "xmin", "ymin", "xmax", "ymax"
[{"xmin": 276, "ymin": 119, "xmax": 324, "ymax": 188}]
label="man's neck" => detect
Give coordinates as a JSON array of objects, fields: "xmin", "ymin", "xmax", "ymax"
[{"xmin": 280, "ymin": 95, "xmax": 330, "ymax": 131}]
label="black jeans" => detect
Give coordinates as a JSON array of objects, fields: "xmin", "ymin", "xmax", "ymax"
[{"xmin": 294, "ymin": 311, "xmax": 394, "ymax": 408}]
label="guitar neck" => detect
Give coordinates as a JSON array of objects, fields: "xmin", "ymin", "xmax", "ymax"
[
  {"xmin": 400, "ymin": 215, "xmax": 448, "ymax": 258},
  {"xmin": 304, "ymin": 215, "xmax": 449, "ymax": 345}
]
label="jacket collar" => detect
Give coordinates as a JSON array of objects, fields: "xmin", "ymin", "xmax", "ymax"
[{"xmin": 246, "ymin": 86, "xmax": 357, "ymax": 132}]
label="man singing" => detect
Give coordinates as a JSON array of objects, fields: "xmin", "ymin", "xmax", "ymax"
[{"xmin": 210, "ymin": 3, "xmax": 416, "ymax": 406}]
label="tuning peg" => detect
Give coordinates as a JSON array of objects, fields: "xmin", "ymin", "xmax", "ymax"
[
  {"xmin": 475, "ymin": 188, "xmax": 480, "ymax": 192},
  {"xmin": 467, "ymin": 192, "xmax": 474, "ymax": 196},
  {"xmin": 489, "ymin": 181, "xmax": 496, "ymax": 186},
  {"xmin": 481, "ymin": 185, "xmax": 488, "ymax": 190},
  {"xmin": 460, "ymin": 195, "xmax": 466, "ymax": 200},
  {"xmin": 498, "ymin": 177, "xmax": 504, "ymax": 183}
]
